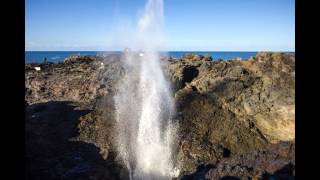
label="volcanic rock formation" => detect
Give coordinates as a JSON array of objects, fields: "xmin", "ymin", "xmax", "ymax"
[{"xmin": 25, "ymin": 52, "xmax": 295, "ymax": 180}]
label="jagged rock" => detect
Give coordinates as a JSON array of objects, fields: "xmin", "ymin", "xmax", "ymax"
[
  {"xmin": 165, "ymin": 52, "xmax": 295, "ymax": 174},
  {"xmin": 25, "ymin": 52, "xmax": 295, "ymax": 179},
  {"xmin": 207, "ymin": 141, "xmax": 295, "ymax": 180},
  {"xmin": 25, "ymin": 55, "xmax": 122, "ymax": 107},
  {"xmin": 170, "ymin": 52, "xmax": 295, "ymax": 143},
  {"xmin": 64, "ymin": 55, "xmax": 98, "ymax": 63},
  {"xmin": 25, "ymin": 101, "xmax": 106, "ymax": 180},
  {"xmin": 181, "ymin": 141, "xmax": 294, "ymax": 180}
]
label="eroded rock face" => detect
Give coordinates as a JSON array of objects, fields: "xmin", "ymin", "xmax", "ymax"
[
  {"xmin": 25, "ymin": 52, "xmax": 295, "ymax": 179},
  {"xmin": 182, "ymin": 141, "xmax": 295, "ymax": 180},
  {"xmin": 171, "ymin": 52, "xmax": 295, "ymax": 143},
  {"xmin": 161, "ymin": 52, "xmax": 295, "ymax": 175},
  {"xmin": 25, "ymin": 55, "xmax": 123, "ymax": 107}
]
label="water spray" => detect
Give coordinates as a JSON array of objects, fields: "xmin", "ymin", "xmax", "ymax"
[{"xmin": 113, "ymin": 0, "xmax": 179, "ymax": 179}]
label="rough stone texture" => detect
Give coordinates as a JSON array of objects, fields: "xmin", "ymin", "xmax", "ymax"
[
  {"xmin": 25, "ymin": 55, "xmax": 123, "ymax": 107},
  {"xmin": 25, "ymin": 52, "xmax": 295, "ymax": 179},
  {"xmin": 169, "ymin": 52, "xmax": 295, "ymax": 143},
  {"xmin": 25, "ymin": 101, "xmax": 129, "ymax": 180},
  {"xmin": 181, "ymin": 141, "xmax": 295, "ymax": 180},
  {"xmin": 163, "ymin": 52, "xmax": 295, "ymax": 175}
]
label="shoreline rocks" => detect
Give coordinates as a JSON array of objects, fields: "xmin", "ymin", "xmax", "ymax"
[{"xmin": 25, "ymin": 52, "xmax": 295, "ymax": 179}]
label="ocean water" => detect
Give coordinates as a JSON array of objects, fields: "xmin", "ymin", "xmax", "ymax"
[{"xmin": 25, "ymin": 51, "xmax": 259, "ymax": 64}]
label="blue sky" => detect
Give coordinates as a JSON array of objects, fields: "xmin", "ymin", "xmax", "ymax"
[{"xmin": 25, "ymin": 0, "xmax": 295, "ymax": 51}]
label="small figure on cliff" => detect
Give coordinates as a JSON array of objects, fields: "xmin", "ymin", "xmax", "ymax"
[{"xmin": 43, "ymin": 57, "xmax": 47, "ymax": 63}]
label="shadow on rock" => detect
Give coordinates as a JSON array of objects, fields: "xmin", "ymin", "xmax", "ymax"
[
  {"xmin": 261, "ymin": 163, "xmax": 295, "ymax": 180},
  {"xmin": 25, "ymin": 101, "xmax": 127, "ymax": 180},
  {"xmin": 181, "ymin": 164, "xmax": 215, "ymax": 180},
  {"xmin": 220, "ymin": 176, "xmax": 240, "ymax": 180}
]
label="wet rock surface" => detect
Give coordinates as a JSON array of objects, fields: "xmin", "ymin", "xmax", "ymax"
[{"xmin": 25, "ymin": 52, "xmax": 295, "ymax": 179}]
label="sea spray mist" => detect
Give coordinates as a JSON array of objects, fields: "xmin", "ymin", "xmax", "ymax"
[{"xmin": 113, "ymin": 0, "xmax": 179, "ymax": 179}]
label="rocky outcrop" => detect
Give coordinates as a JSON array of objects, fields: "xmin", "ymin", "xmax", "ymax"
[
  {"xmin": 25, "ymin": 55, "xmax": 123, "ymax": 107},
  {"xmin": 173, "ymin": 52, "xmax": 295, "ymax": 142},
  {"xmin": 181, "ymin": 141, "xmax": 295, "ymax": 180},
  {"xmin": 167, "ymin": 52, "xmax": 295, "ymax": 175},
  {"xmin": 25, "ymin": 101, "xmax": 128, "ymax": 180},
  {"xmin": 25, "ymin": 52, "xmax": 295, "ymax": 179},
  {"xmin": 63, "ymin": 55, "xmax": 95, "ymax": 63}
]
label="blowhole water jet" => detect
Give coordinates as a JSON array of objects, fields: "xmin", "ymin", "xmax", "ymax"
[{"xmin": 113, "ymin": 0, "xmax": 179, "ymax": 179}]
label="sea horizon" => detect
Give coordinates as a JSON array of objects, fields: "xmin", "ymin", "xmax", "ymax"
[{"xmin": 25, "ymin": 50, "xmax": 294, "ymax": 64}]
